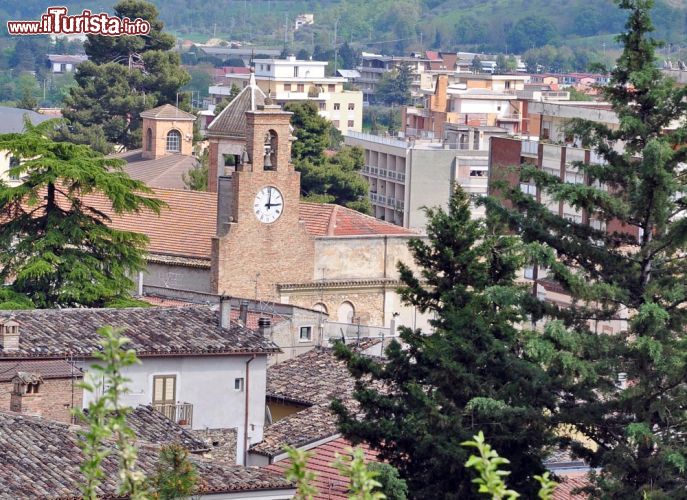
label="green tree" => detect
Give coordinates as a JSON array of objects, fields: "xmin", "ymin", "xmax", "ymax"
[
  {"xmin": 471, "ymin": 55, "xmax": 483, "ymax": 73},
  {"xmin": 375, "ymin": 63, "xmax": 412, "ymax": 106},
  {"xmin": 506, "ymin": 16, "xmax": 556, "ymax": 53},
  {"xmin": 333, "ymin": 188, "xmax": 555, "ymax": 498},
  {"xmin": 62, "ymin": 0, "xmax": 190, "ymax": 151},
  {"xmin": 75, "ymin": 325, "xmax": 149, "ymax": 499},
  {"xmin": 83, "ymin": 0, "xmax": 176, "ymax": 65},
  {"xmin": 495, "ymin": 54, "xmax": 508, "ymax": 75},
  {"xmin": 368, "ymin": 463, "xmax": 408, "ymax": 500},
  {"xmin": 213, "ymin": 84, "xmax": 241, "ymax": 116},
  {"xmin": 284, "ymin": 446, "xmax": 319, "ymax": 500},
  {"xmin": 285, "ymin": 101, "xmax": 371, "ymax": 214},
  {"xmin": 334, "ymin": 447, "xmax": 385, "ymax": 500},
  {"xmin": 182, "ymin": 149, "xmax": 209, "ymax": 191},
  {"xmin": 150, "ymin": 444, "xmax": 198, "ymax": 500},
  {"xmin": 490, "ymin": 0, "xmax": 687, "ymax": 497},
  {"xmin": 0, "ymin": 119, "xmax": 163, "ymax": 308}
]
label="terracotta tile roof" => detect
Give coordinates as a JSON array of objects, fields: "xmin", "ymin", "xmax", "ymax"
[
  {"xmin": 114, "ymin": 149, "xmax": 200, "ymax": 190},
  {"xmin": 299, "ymin": 203, "xmax": 418, "ymax": 237},
  {"xmin": 253, "ymin": 348, "xmax": 378, "ymax": 457},
  {"xmin": 552, "ymin": 473, "xmax": 591, "ymax": 499},
  {"xmin": 0, "ymin": 306, "xmax": 280, "ymax": 358},
  {"xmin": 0, "ymin": 411, "xmax": 294, "ymax": 498},
  {"xmin": 81, "ymin": 188, "xmax": 217, "ymax": 259},
  {"xmin": 208, "ymin": 74, "xmax": 266, "ymax": 138},
  {"xmin": 266, "ymin": 347, "xmax": 355, "ymax": 406},
  {"xmin": 139, "ymin": 104, "xmax": 196, "ymax": 121},
  {"xmin": 127, "ymin": 405, "xmax": 209, "ymax": 453},
  {"xmin": 0, "ymin": 359, "xmax": 82, "ymax": 382},
  {"xmin": 266, "ymin": 436, "xmax": 379, "ymax": 499}
]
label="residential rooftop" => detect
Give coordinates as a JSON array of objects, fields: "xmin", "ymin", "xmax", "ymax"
[
  {"xmin": 0, "ymin": 411, "xmax": 293, "ymax": 498},
  {"xmin": 127, "ymin": 405, "xmax": 209, "ymax": 453},
  {"xmin": 0, "ymin": 306, "xmax": 280, "ymax": 359}
]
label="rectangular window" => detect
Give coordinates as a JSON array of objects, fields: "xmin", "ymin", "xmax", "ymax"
[
  {"xmin": 519, "ymin": 183, "xmax": 537, "ymax": 197},
  {"xmin": 319, "ymin": 102, "xmax": 326, "ymax": 111},
  {"xmin": 153, "ymin": 375, "xmax": 176, "ymax": 405},
  {"xmin": 299, "ymin": 326, "xmax": 312, "ymax": 341},
  {"xmin": 332, "ymin": 120, "xmax": 340, "ymax": 128},
  {"xmin": 294, "ymin": 66, "xmax": 299, "ymax": 77},
  {"xmin": 284, "ymin": 83, "xmax": 292, "ymax": 91},
  {"xmin": 234, "ymin": 377, "xmax": 244, "ymax": 391},
  {"xmin": 348, "ymin": 103, "xmax": 355, "ymax": 110},
  {"xmin": 328, "ymin": 84, "xmax": 335, "ymax": 92},
  {"xmin": 267, "ymin": 64, "xmax": 271, "ymax": 71},
  {"xmin": 334, "ymin": 103, "xmax": 341, "ymax": 110},
  {"xmin": 297, "ymin": 83, "xmax": 304, "ymax": 92},
  {"xmin": 347, "ymin": 120, "xmax": 354, "ymax": 128},
  {"xmin": 523, "ymin": 266, "xmax": 535, "ymax": 280}
]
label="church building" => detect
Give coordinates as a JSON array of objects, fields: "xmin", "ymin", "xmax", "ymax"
[{"xmin": 102, "ymin": 74, "xmax": 432, "ymax": 332}]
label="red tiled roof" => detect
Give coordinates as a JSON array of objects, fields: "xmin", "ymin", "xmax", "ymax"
[
  {"xmin": 299, "ymin": 203, "xmax": 418, "ymax": 237},
  {"xmin": 552, "ymin": 473, "xmax": 591, "ymax": 499},
  {"xmin": 266, "ymin": 436, "xmax": 380, "ymax": 500},
  {"xmin": 82, "ymin": 188, "xmax": 217, "ymax": 259}
]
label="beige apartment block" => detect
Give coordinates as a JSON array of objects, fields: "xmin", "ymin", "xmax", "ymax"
[{"xmin": 210, "ymin": 56, "xmax": 363, "ymax": 133}]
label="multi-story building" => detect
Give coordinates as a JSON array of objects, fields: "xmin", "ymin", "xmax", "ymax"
[
  {"xmin": 345, "ymin": 129, "xmax": 501, "ymax": 229},
  {"xmin": 356, "ymin": 52, "xmax": 431, "ymax": 103},
  {"xmin": 209, "ymin": 56, "xmax": 363, "ymax": 132},
  {"xmin": 402, "ymin": 73, "xmax": 538, "ymax": 139}
]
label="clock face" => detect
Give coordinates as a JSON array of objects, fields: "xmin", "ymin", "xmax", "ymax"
[{"xmin": 253, "ymin": 186, "xmax": 284, "ymax": 224}]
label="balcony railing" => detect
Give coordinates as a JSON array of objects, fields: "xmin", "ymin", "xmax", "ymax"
[{"xmin": 153, "ymin": 403, "xmax": 193, "ymax": 427}]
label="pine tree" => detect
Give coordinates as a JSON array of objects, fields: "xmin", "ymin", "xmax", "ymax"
[
  {"xmin": 150, "ymin": 444, "xmax": 198, "ymax": 499},
  {"xmin": 0, "ymin": 119, "xmax": 164, "ymax": 308},
  {"xmin": 333, "ymin": 188, "xmax": 555, "ymax": 499},
  {"xmin": 489, "ymin": 0, "xmax": 687, "ymax": 496},
  {"xmin": 61, "ymin": 0, "xmax": 189, "ymax": 151}
]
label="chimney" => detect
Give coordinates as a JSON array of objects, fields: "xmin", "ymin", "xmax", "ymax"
[
  {"xmin": 0, "ymin": 319, "xmax": 20, "ymax": 352},
  {"xmin": 239, "ymin": 300, "xmax": 249, "ymax": 326},
  {"xmin": 220, "ymin": 295, "xmax": 232, "ymax": 329},
  {"xmin": 258, "ymin": 317, "xmax": 272, "ymax": 338}
]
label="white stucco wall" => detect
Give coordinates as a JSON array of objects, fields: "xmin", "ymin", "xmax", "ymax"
[{"xmin": 77, "ymin": 354, "xmax": 268, "ymax": 464}]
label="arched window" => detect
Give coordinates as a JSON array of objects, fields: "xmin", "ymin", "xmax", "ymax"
[
  {"xmin": 263, "ymin": 130, "xmax": 278, "ymax": 170},
  {"xmin": 146, "ymin": 128, "xmax": 152, "ymax": 151},
  {"xmin": 337, "ymin": 301, "xmax": 355, "ymax": 323},
  {"xmin": 166, "ymin": 130, "xmax": 181, "ymax": 153},
  {"xmin": 313, "ymin": 302, "xmax": 328, "ymax": 315}
]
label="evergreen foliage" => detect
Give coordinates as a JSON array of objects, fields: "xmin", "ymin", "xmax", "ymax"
[
  {"xmin": 285, "ymin": 101, "xmax": 371, "ymax": 214},
  {"xmin": 374, "ymin": 63, "xmax": 412, "ymax": 106},
  {"xmin": 488, "ymin": 0, "xmax": 687, "ymax": 496},
  {"xmin": 150, "ymin": 444, "xmax": 198, "ymax": 500},
  {"xmin": 333, "ymin": 188, "xmax": 555, "ymax": 498},
  {"xmin": 0, "ymin": 119, "xmax": 163, "ymax": 309},
  {"xmin": 368, "ymin": 463, "xmax": 408, "ymax": 500},
  {"xmin": 60, "ymin": 0, "xmax": 190, "ymax": 152}
]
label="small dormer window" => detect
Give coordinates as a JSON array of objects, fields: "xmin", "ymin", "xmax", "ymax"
[
  {"xmin": 166, "ymin": 130, "xmax": 181, "ymax": 153},
  {"xmin": 26, "ymin": 382, "xmax": 39, "ymax": 394}
]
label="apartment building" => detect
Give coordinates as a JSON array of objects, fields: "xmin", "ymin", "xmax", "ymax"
[
  {"xmin": 356, "ymin": 52, "xmax": 431, "ymax": 103},
  {"xmin": 344, "ymin": 128, "xmax": 499, "ymax": 230},
  {"xmin": 209, "ymin": 56, "xmax": 363, "ymax": 132}
]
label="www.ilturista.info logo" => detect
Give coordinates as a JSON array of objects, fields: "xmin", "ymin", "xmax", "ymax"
[{"xmin": 7, "ymin": 7, "xmax": 151, "ymax": 36}]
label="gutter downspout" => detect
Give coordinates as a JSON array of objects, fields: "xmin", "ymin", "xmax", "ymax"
[{"xmin": 243, "ymin": 354, "xmax": 256, "ymax": 466}]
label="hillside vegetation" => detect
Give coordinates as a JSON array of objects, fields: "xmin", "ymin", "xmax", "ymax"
[{"xmin": 2, "ymin": 0, "xmax": 685, "ymax": 55}]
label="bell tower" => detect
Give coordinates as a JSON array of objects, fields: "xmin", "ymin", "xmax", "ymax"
[{"xmin": 211, "ymin": 102, "xmax": 315, "ymax": 300}]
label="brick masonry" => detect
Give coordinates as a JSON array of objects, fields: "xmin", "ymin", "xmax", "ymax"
[
  {"xmin": 2, "ymin": 378, "xmax": 82, "ymax": 424},
  {"xmin": 212, "ymin": 107, "xmax": 316, "ymax": 299}
]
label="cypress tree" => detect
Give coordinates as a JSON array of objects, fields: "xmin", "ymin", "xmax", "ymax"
[
  {"xmin": 333, "ymin": 188, "xmax": 556, "ymax": 498},
  {"xmin": 489, "ymin": 0, "xmax": 687, "ymax": 496}
]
